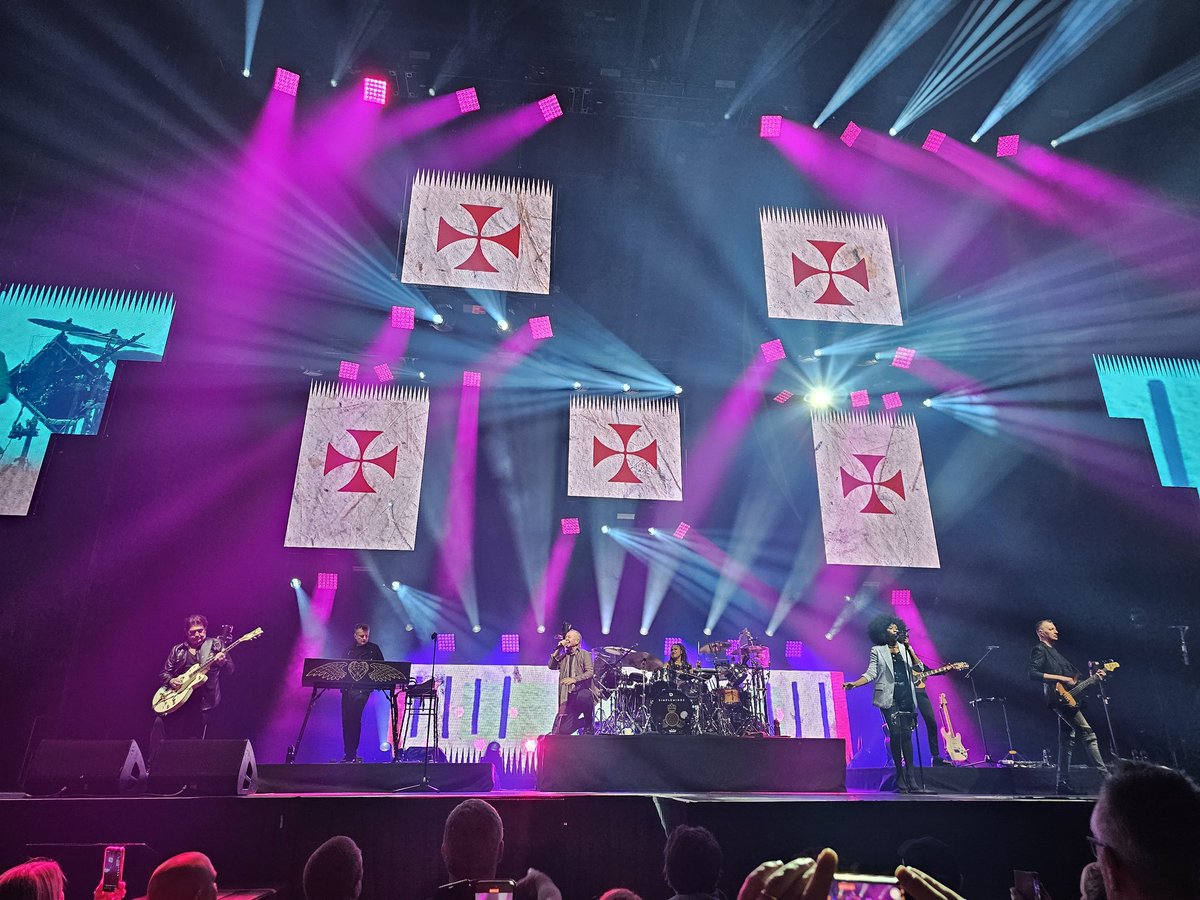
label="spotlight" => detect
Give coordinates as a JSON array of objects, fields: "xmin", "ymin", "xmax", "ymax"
[
  {"xmin": 456, "ymin": 87, "xmax": 480, "ymax": 113},
  {"xmin": 380, "ymin": 741, "xmax": 392, "ymax": 752},
  {"xmin": 462, "ymin": 370, "xmax": 482, "ymax": 388},
  {"xmin": 887, "ymin": 127, "xmax": 897, "ymax": 137},
  {"xmin": 921, "ymin": 130, "xmax": 946, "ymax": 153},
  {"xmin": 529, "ymin": 315, "xmax": 553, "ymax": 340},
  {"xmin": 970, "ymin": 134, "xmax": 980, "ymax": 144},
  {"xmin": 363, "ymin": 77, "xmax": 388, "ymax": 105},
  {"xmin": 330, "ymin": 78, "xmax": 338, "ymax": 88},
  {"xmin": 437, "ymin": 634, "xmax": 456, "ymax": 653},
  {"xmin": 891, "ymin": 588, "xmax": 912, "ymax": 607},
  {"xmin": 639, "ymin": 628, "xmax": 649, "ymax": 636},
  {"xmin": 841, "ymin": 121, "xmax": 862, "ymax": 147},
  {"xmin": 808, "ymin": 387, "xmax": 833, "ymax": 408},
  {"xmin": 601, "ymin": 626, "xmax": 611, "ymax": 635},
  {"xmin": 813, "ymin": 348, "xmax": 823, "ymax": 358},
  {"xmin": 373, "ymin": 363, "xmax": 394, "ymax": 383},
  {"xmin": 391, "ymin": 306, "xmax": 415, "ymax": 330},
  {"xmin": 432, "ymin": 312, "xmax": 446, "ymax": 326},
  {"xmin": 290, "ymin": 577, "xmax": 301, "ymax": 589},
  {"xmin": 824, "ymin": 632, "xmax": 834, "ymax": 641},
  {"xmin": 316, "ymin": 572, "xmax": 338, "ymax": 590},
  {"xmin": 472, "ymin": 624, "xmax": 482, "ymax": 633},
  {"xmin": 760, "ymin": 339, "xmax": 786, "ymax": 362},
  {"xmin": 405, "ymin": 623, "xmax": 414, "ymax": 632},
  {"xmin": 572, "ymin": 381, "xmax": 583, "ymax": 390},
  {"xmin": 922, "ymin": 398, "xmax": 932, "ymax": 407},
  {"xmin": 273, "ymin": 68, "xmax": 300, "ymax": 96},
  {"xmin": 882, "ymin": 391, "xmax": 903, "ymax": 410},
  {"xmin": 523, "ymin": 738, "xmax": 538, "ymax": 753},
  {"xmin": 537, "ymin": 625, "xmax": 546, "ymax": 634},
  {"xmin": 621, "ymin": 383, "xmax": 631, "ymax": 393},
  {"xmin": 391, "ymin": 581, "xmax": 401, "ymax": 590},
  {"xmin": 418, "ymin": 371, "xmax": 427, "ymax": 381},
  {"xmin": 496, "ymin": 319, "xmax": 510, "ymax": 333},
  {"xmin": 242, "ymin": 68, "xmax": 251, "ymax": 78},
  {"xmin": 601, "ymin": 525, "xmax": 610, "ymax": 534},
  {"xmin": 996, "ymin": 134, "xmax": 1020, "ymax": 158},
  {"xmin": 773, "ymin": 390, "xmax": 793, "ymax": 404},
  {"xmin": 1050, "ymin": 139, "xmax": 1059, "ymax": 148},
  {"xmin": 759, "ymin": 115, "xmax": 783, "ymax": 139},
  {"xmin": 892, "ymin": 347, "xmax": 916, "ymax": 369},
  {"xmin": 673, "ymin": 522, "xmax": 690, "ymax": 539},
  {"xmin": 648, "ymin": 527, "xmax": 657, "ymax": 535},
  {"xmin": 537, "ymin": 94, "xmax": 563, "ymax": 122},
  {"xmin": 703, "ymin": 627, "xmax": 713, "ymax": 636},
  {"xmin": 338, "ymin": 360, "xmax": 359, "ymax": 381},
  {"xmin": 785, "ymin": 640, "xmax": 804, "ymax": 658},
  {"xmin": 561, "ymin": 517, "xmax": 580, "ymax": 535},
  {"xmin": 673, "ymin": 385, "xmax": 683, "ymax": 395},
  {"xmin": 850, "ymin": 390, "xmax": 869, "ymax": 409},
  {"xmin": 723, "ymin": 112, "xmax": 731, "ymax": 121}
]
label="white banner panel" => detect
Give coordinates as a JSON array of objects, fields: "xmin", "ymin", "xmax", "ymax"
[
  {"xmin": 567, "ymin": 396, "xmax": 683, "ymax": 501},
  {"xmin": 761, "ymin": 208, "xmax": 902, "ymax": 326},
  {"xmin": 400, "ymin": 170, "xmax": 553, "ymax": 294},
  {"xmin": 285, "ymin": 382, "xmax": 430, "ymax": 550},
  {"xmin": 812, "ymin": 411, "xmax": 940, "ymax": 568}
]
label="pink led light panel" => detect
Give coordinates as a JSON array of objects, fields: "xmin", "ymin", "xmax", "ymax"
[
  {"xmin": 673, "ymin": 522, "xmax": 691, "ymax": 539},
  {"xmin": 561, "ymin": 517, "xmax": 580, "ymax": 535},
  {"xmin": 316, "ymin": 572, "xmax": 338, "ymax": 590},
  {"xmin": 362, "ymin": 77, "xmax": 388, "ymax": 105},
  {"xmin": 538, "ymin": 94, "xmax": 563, "ymax": 122},
  {"xmin": 664, "ymin": 637, "xmax": 683, "ymax": 658},
  {"xmin": 785, "ymin": 640, "xmax": 804, "ymax": 658},
  {"xmin": 338, "ymin": 360, "xmax": 360, "ymax": 380},
  {"xmin": 996, "ymin": 134, "xmax": 1020, "ymax": 158},
  {"xmin": 373, "ymin": 363, "xmax": 394, "ymax": 382},
  {"xmin": 891, "ymin": 589, "xmax": 912, "ymax": 607},
  {"xmin": 760, "ymin": 339, "xmax": 786, "ymax": 362},
  {"xmin": 273, "ymin": 68, "xmax": 300, "ymax": 96},
  {"xmin": 391, "ymin": 306, "xmax": 415, "ymax": 330},
  {"xmin": 773, "ymin": 390, "xmax": 794, "ymax": 404},
  {"xmin": 882, "ymin": 391, "xmax": 902, "ymax": 410},
  {"xmin": 760, "ymin": 115, "xmax": 782, "ymax": 139},
  {"xmin": 922, "ymin": 130, "xmax": 945, "ymax": 153},
  {"xmin": 840, "ymin": 121, "xmax": 862, "ymax": 148},
  {"xmin": 529, "ymin": 315, "xmax": 554, "ymax": 340},
  {"xmin": 462, "ymin": 370, "xmax": 482, "ymax": 388},
  {"xmin": 456, "ymin": 87, "xmax": 480, "ymax": 114},
  {"xmin": 501, "ymin": 633, "xmax": 520, "ymax": 653},
  {"xmin": 436, "ymin": 633, "xmax": 456, "ymax": 653},
  {"xmin": 892, "ymin": 347, "xmax": 916, "ymax": 369},
  {"xmin": 850, "ymin": 390, "xmax": 870, "ymax": 408}
]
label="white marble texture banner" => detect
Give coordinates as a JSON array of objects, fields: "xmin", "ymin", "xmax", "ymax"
[
  {"xmin": 812, "ymin": 411, "xmax": 940, "ymax": 568},
  {"xmin": 285, "ymin": 382, "xmax": 430, "ymax": 550},
  {"xmin": 400, "ymin": 170, "xmax": 553, "ymax": 294},
  {"xmin": 568, "ymin": 395, "xmax": 683, "ymax": 501},
  {"xmin": 761, "ymin": 208, "xmax": 902, "ymax": 326}
]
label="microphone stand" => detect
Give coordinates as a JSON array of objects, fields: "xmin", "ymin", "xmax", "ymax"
[
  {"xmin": 1091, "ymin": 661, "xmax": 1121, "ymax": 761},
  {"xmin": 902, "ymin": 642, "xmax": 931, "ymax": 794},
  {"xmin": 396, "ymin": 633, "xmax": 441, "ymax": 793},
  {"xmin": 965, "ymin": 646, "xmax": 998, "ymax": 767}
]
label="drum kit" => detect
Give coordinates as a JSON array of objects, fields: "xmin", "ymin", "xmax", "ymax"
[{"xmin": 592, "ymin": 631, "xmax": 771, "ymax": 736}]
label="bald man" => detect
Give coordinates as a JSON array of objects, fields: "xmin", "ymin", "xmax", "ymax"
[
  {"xmin": 146, "ymin": 853, "xmax": 217, "ymax": 900},
  {"xmin": 548, "ymin": 629, "xmax": 594, "ymax": 735}
]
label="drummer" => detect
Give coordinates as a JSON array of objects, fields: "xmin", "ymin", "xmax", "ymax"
[{"xmin": 665, "ymin": 642, "xmax": 693, "ymax": 673}]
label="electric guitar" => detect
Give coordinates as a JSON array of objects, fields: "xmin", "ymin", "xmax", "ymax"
[
  {"xmin": 913, "ymin": 661, "xmax": 968, "ymax": 690},
  {"xmin": 1047, "ymin": 661, "xmax": 1119, "ymax": 712},
  {"xmin": 938, "ymin": 692, "xmax": 968, "ymax": 762},
  {"xmin": 151, "ymin": 628, "xmax": 263, "ymax": 715}
]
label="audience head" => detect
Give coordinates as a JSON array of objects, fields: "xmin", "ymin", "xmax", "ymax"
[
  {"xmin": 896, "ymin": 837, "xmax": 962, "ymax": 893},
  {"xmin": 303, "ymin": 836, "xmax": 363, "ymax": 900},
  {"xmin": 442, "ymin": 799, "xmax": 504, "ymax": 881},
  {"xmin": 0, "ymin": 859, "xmax": 66, "ymax": 900},
  {"xmin": 663, "ymin": 825, "xmax": 721, "ymax": 897},
  {"xmin": 598, "ymin": 891, "xmax": 642, "ymax": 900},
  {"xmin": 1079, "ymin": 862, "xmax": 1106, "ymax": 900},
  {"xmin": 146, "ymin": 852, "xmax": 217, "ymax": 900},
  {"xmin": 1091, "ymin": 761, "xmax": 1200, "ymax": 900}
]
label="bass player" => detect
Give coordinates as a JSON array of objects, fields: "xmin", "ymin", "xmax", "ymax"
[
  {"xmin": 148, "ymin": 615, "xmax": 234, "ymax": 760},
  {"xmin": 1029, "ymin": 618, "xmax": 1109, "ymax": 794}
]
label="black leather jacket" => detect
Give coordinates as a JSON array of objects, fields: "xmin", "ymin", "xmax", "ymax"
[{"xmin": 159, "ymin": 637, "xmax": 234, "ymax": 711}]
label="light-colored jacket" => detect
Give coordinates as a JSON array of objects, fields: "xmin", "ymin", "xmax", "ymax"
[
  {"xmin": 547, "ymin": 646, "xmax": 594, "ymax": 706},
  {"xmin": 859, "ymin": 643, "xmax": 918, "ymax": 710}
]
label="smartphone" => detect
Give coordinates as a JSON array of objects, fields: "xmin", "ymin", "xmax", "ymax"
[
  {"xmin": 829, "ymin": 874, "xmax": 901, "ymax": 899},
  {"xmin": 101, "ymin": 846, "xmax": 125, "ymax": 893},
  {"xmin": 1013, "ymin": 870, "xmax": 1044, "ymax": 900},
  {"xmin": 472, "ymin": 880, "xmax": 516, "ymax": 900}
]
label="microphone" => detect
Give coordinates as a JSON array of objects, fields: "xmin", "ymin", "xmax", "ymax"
[
  {"xmin": 987, "ymin": 645, "xmax": 1000, "ymax": 650},
  {"xmin": 431, "ymin": 632, "xmax": 439, "ymax": 640}
]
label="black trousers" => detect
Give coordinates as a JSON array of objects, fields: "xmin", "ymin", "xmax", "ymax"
[
  {"xmin": 881, "ymin": 703, "xmax": 916, "ymax": 771},
  {"xmin": 341, "ymin": 691, "xmax": 371, "ymax": 759},
  {"xmin": 148, "ymin": 702, "xmax": 209, "ymax": 763},
  {"xmin": 555, "ymin": 688, "xmax": 595, "ymax": 735},
  {"xmin": 1054, "ymin": 707, "xmax": 1106, "ymax": 783},
  {"xmin": 914, "ymin": 688, "xmax": 940, "ymax": 758}
]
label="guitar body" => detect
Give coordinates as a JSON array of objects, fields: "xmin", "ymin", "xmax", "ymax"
[
  {"xmin": 1045, "ymin": 662, "xmax": 1120, "ymax": 714},
  {"xmin": 938, "ymin": 692, "xmax": 969, "ymax": 762},
  {"xmin": 152, "ymin": 668, "xmax": 208, "ymax": 715}
]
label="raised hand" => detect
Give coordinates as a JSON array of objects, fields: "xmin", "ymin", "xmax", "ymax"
[{"xmin": 737, "ymin": 848, "xmax": 838, "ymax": 900}]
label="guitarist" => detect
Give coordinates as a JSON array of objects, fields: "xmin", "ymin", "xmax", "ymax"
[
  {"xmin": 899, "ymin": 623, "xmax": 951, "ymax": 767},
  {"xmin": 1028, "ymin": 619, "xmax": 1108, "ymax": 794},
  {"xmin": 149, "ymin": 615, "xmax": 233, "ymax": 757}
]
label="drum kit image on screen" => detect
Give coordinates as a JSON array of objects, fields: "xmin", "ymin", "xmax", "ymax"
[{"xmin": 592, "ymin": 632, "xmax": 770, "ymax": 736}]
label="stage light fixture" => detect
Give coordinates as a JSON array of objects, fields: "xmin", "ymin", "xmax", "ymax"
[
  {"xmin": 472, "ymin": 624, "xmax": 481, "ymax": 633},
  {"xmin": 673, "ymin": 522, "xmax": 690, "ymax": 539},
  {"xmin": 808, "ymin": 387, "xmax": 833, "ymax": 408},
  {"xmin": 621, "ymin": 383, "xmax": 631, "ymax": 393},
  {"xmin": 673, "ymin": 385, "xmax": 683, "ymax": 395},
  {"xmin": 813, "ymin": 348, "xmax": 824, "ymax": 358},
  {"xmin": 703, "ymin": 627, "xmax": 713, "ymax": 636},
  {"xmin": 330, "ymin": 78, "xmax": 338, "ymax": 88},
  {"xmin": 373, "ymin": 363, "xmax": 394, "ymax": 383},
  {"xmin": 316, "ymin": 572, "xmax": 338, "ymax": 590},
  {"xmin": 338, "ymin": 360, "xmax": 359, "ymax": 381},
  {"xmin": 785, "ymin": 640, "xmax": 804, "ymax": 659},
  {"xmin": 996, "ymin": 134, "xmax": 1020, "ymax": 157},
  {"xmin": 639, "ymin": 628, "xmax": 649, "ymax": 636},
  {"xmin": 418, "ymin": 371, "xmax": 427, "ymax": 381},
  {"xmin": 363, "ymin": 77, "xmax": 388, "ymax": 105},
  {"xmin": 391, "ymin": 581, "xmax": 401, "ymax": 590},
  {"xmin": 496, "ymin": 319, "xmax": 510, "ymax": 333},
  {"xmin": 561, "ymin": 517, "xmax": 580, "ymax": 535},
  {"xmin": 760, "ymin": 339, "xmax": 786, "ymax": 362},
  {"xmin": 538, "ymin": 94, "xmax": 563, "ymax": 122},
  {"xmin": 882, "ymin": 391, "xmax": 903, "ymax": 410},
  {"xmin": 572, "ymin": 381, "xmax": 583, "ymax": 390},
  {"xmin": 405, "ymin": 623, "xmax": 414, "ymax": 632},
  {"xmin": 759, "ymin": 115, "xmax": 782, "ymax": 139},
  {"xmin": 437, "ymin": 634, "xmax": 456, "ymax": 653},
  {"xmin": 1050, "ymin": 139, "xmax": 1059, "ymax": 148},
  {"xmin": 290, "ymin": 577, "xmax": 302, "ymax": 588},
  {"xmin": 600, "ymin": 525, "xmax": 610, "ymax": 534},
  {"xmin": 432, "ymin": 312, "xmax": 446, "ymax": 326},
  {"xmin": 921, "ymin": 129, "xmax": 946, "ymax": 152},
  {"xmin": 537, "ymin": 625, "xmax": 546, "ymax": 634},
  {"xmin": 273, "ymin": 68, "xmax": 300, "ymax": 96},
  {"xmin": 380, "ymin": 741, "xmax": 391, "ymax": 752},
  {"xmin": 892, "ymin": 347, "xmax": 916, "ymax": 368},
  {"xmin": 891, "ymin": 588, "xmax": 912, "ymax": 606},
  {"xmin": 523, "ymin": 738, "xmax": 538, "ymax": 752},
  {"xmin": 391, "ymin": 306, "xmax": 415, "ymax": 330},
  {"xmin": 841, "ymin": 122, "xmax": 862, "ymax": 147},
  {"xmin": 529, "ymin": 315, "xmax": 553, "ymax": 340},
  {"xmin": 922, "ymin": 398, "xmax": 932, "ymax": 407},
  {"xmin": 647, "ymin": 527, "xmax": 657, "ymax": 535},
  {"xmin": 887, "ymin": 127, "xmax": 897, "ymax": 137},
  {"xmin": 773, "ymin": 390, "xmax": 793, "ymax": 404},
  {"xmin": 462, "ymin": 370, "xmax": 482, "ymax": 388},
  {"xmin": 456, "ymin": 87, "xmax": 480, "ymax": 113},
  {"xmin": 242, "ymin": 68, "xmax": 251, "ymax": 78},
  {"xmin": 850, "ymin": 390, "xmax": 870, "ymax": 409},
  {"xmin": 824, "ymin": 632, "xmax": 834, "ymax": 641},
  {"xmin": 970, "ymin": 135, "xmax": 980, "ymax": 144}
]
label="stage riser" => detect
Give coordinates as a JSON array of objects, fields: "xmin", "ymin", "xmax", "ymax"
[
  {"xmin": 846, "ymin": 765, "xmax": 1107, "ymax": 794},
  {"xmin": 257, "ymin": 762, "xmax": 494, "ymax": 793}
]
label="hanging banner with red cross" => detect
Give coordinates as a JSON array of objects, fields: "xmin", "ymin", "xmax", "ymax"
[
  {"xmin": 760, "ymin": 208, "xmax": 902, "ymax": 326},
  {"xmin": 284, "ymin": 382, "xmax": 430, "ymax": 550},
  {"xmin": 400, "ymin": 170, "xmax": 553, "ymax": 294},
  {"xmin": 812, "ymin": 411, "xmax": 939, "ymax": 568},
  {"xmin": 567, "ymin": 396, "xmax": 683, "ymax": 501}
]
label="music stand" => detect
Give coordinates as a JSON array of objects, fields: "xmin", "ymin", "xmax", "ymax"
[{"xmin": 395, "ymin": 634, "xmax": 442, "ymax": 792}]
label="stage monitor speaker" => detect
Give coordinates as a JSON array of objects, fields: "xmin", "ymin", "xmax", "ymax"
[
  {"xmin": 21, "ymin": 739, "xmax": 147, "ymax": 796},
  {"xmin": 147, "ymin": 739, "xmax": 257, "ymax": 796}
]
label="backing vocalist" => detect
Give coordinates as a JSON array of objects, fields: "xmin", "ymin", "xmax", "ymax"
[{"xmin": 548, "ymin": 629, "xmax": 595, "ymax": 735}]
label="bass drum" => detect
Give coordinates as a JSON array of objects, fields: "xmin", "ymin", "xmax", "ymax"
[{"xmin": 648, "ymin": 686, "xmax": 695, "ymax": 734}]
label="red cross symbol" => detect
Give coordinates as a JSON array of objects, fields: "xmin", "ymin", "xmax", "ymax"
[
  {"xmin": 593, "ymin": 424, "xmax": 659, "ymax": 484},
  {"xmin": 840, "ymin": 453, "xmax": 905, "ymax": 514},
  {"xmin": 792, "ymin": 240, "xmax": 869, "ymax": 305},
  {"xmin": 324, "ymin": 429, "xmax": 399, "ymax": 494},
  {"xmin": 436, "ymin": 204, "xmax": 521, "ymax": 273}
]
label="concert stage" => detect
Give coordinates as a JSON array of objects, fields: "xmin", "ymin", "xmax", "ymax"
[{"xmin": 846, "ymin": 764, "xmax": 1107, "ymax": 795}]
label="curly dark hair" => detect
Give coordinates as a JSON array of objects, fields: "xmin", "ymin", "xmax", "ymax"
[{"xmin": 867, "ymin": 614, "xmax": 904, "ymax": 646}]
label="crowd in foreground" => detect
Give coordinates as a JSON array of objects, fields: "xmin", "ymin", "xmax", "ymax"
[{"xmin": 1, "ymin": 761, "xmax": 1198, "ymax": 900}]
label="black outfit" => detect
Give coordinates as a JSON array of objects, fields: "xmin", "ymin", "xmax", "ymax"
[
  {"xmin": 1029, "ymin": 641, "xmax": 1107, "ymax": 787},
  {"xmin": 883, "ymin": 648, "xmax": 919, "ymax": 788},
  {"xmin": 906, "ymin": 648, "xmax": 945, "ymax": 763},
  {"xmin": 341, "ymin": 640, "xmax": 384, "ymax": 761},
  {"xmin": 149, "ymin": 637, "xmax": 233, "ymax": 761}
]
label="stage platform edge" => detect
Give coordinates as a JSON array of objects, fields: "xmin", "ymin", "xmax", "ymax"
[{"xmin": 256, "ymin": 762, "xmax": 494, "ymax": 793}]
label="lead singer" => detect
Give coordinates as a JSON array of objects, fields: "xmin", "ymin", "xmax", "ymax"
[{"xmin": 548, "ymin": 629, "xmax": 595, "ymax": 735}]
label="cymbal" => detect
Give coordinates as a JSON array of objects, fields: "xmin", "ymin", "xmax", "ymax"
[
  {"xmin": 698, "ymin": 641, "xmax": 730, "ymax": 655},
  {"xmin": 76, "ymin": 343, "xmax": 159, "ymax": 361},
  {"xmin": 625, "ymin": 650, "xmax": 664, "ymax": 672},
  {"xmin": 29, "ymin": 317, "xmax": 106, "ymax": 337},
  {"xmin": 597, "ymin": 645, "xmax": 634, "ymax": 660}
]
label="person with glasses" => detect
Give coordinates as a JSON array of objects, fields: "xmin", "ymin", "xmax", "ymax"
[{"xmin": 149, "ymin": 614, "xmax": 234, "ymax": 759}]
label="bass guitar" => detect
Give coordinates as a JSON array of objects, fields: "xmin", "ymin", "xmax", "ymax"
[
  {"xmin": 1047, "ymin": 661, "xmax": 1119, "ymax": 713},
  {"xmin": 151, "ymin": 627, "xmax": 263, "ymax": 715},
  {"xmin": 913, "ymin": 661, "xmax": 967, "ymax": 690},
  {"xmin": 938, "ymin": 692, "xmax": 968, "ymax": 762}
]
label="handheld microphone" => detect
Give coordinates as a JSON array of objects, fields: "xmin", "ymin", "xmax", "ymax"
[{"xmin": 431, "ymin": 632, "xmax": 439, "ymax": 640}]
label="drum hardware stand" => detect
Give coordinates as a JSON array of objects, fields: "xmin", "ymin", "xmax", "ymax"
[
  {"xmin": 395, "ymin": 633, "xmax": 441, "ymax": 792},
  {"xmin": 965, "ymin": 646, "xmax": 999, "ymax": 766}
]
